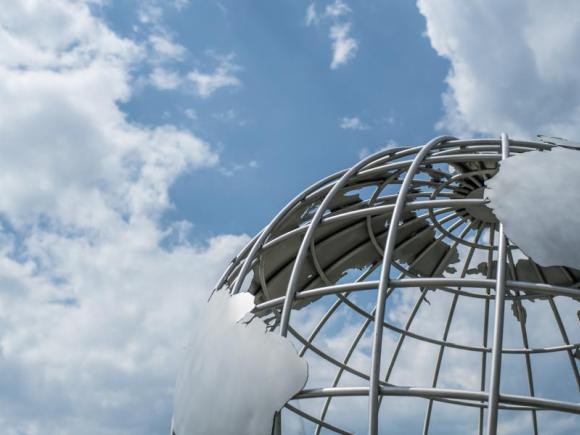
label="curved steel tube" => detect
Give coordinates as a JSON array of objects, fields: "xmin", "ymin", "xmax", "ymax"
[
  {"xmin": 486, "ymin": 133, "xmax": 510, "ymax": 435},
  {"xmin": 368, "ymin": 135, "xmax": 456, "ymax": 434}
]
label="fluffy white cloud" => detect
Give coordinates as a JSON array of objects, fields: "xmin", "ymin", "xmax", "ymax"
[
  {"xmin": 329, "ymin": 22, "xmax": 358, "ymax": 69},
  {"xmin": 486, "ymin": 147, "xmax": 580, "ymax": 269},
  {"xmin": 150, "ymin": 67, "xmax": 182, "ymax": 90},
  {"xmin": 305, "ymin": 3, "xmax": 319, "ymax": 26},
  {"xmin": 183, "ymin": 108, "xmax": 197, "ymax": 120},
  {"xmin": 150, "ymin": 57, "xmax": 243, "ymax": 96},
  {"xmin": 0, "ymin": 1, "xmax": 248, "ymax": 434},
  {"xmin": 172, "ymin": 291, "xmax": 308, "ymax": 435},
  {"xmin": 418, "ymin": 0, "xmax": 580, "ymax": 138},
  {"xmin": 325, "ymin": 0, "xmax": 352, "ymax": 18},
  {"xmin": 305, "ymin": 1, "xmax": 358, "ymax": 69},
  {"xmin": 187, "ymin": 55, "xmax": 241, "ymax": 98},
  {"xmin": 340, "ymin": 116, "xmax": 369, "ymax": 131},
  {"xmin": 173, "ymin": 0, "xmax": 190, "ymax": 12},
  {"xmin": 135, "ymin": 0, "xmax": 242, "ymax": 98},
  {"xmin": 148, "ymin": 34, "xmax": 186, "ymax": 61},
  {"xmin": 138, "ymin": 1, "xmax": 164, "ymax": 25}
]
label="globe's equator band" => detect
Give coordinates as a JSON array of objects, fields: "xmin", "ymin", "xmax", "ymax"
[{"xmin": 214, "ymin": 135, "xmax": 580, "ymax": 434}]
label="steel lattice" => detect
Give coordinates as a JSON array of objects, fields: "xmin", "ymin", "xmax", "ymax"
[{"xmin": 214, "ymin": 135, "xmax": 580, "ymax": 435}]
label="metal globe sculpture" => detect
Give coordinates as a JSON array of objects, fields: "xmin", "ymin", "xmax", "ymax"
[{"xmin": 213, "ymin": 135, "xmax": 580, "ymax": 435}]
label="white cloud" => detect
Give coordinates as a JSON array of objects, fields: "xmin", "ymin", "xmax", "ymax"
[
  {"xmin": 148, "ymin": 34, "xmax": 185, "ymax": 60},
  {"xmin": 171, "ymin": 291, "xmax": 308, "ymax": 435},
  {"xmin": 135, "ymin": 2, "xmax": 242, "ymax": 99},
  {"xmin": 212, "ymin": 108, "xmax": 247, "ymax": 126},
  {"xmin": 325, "ymin": 0, "xmax": 351, "ymax": 18},
  {"xmin": 187, "ymin": 55, "xmax": 241, "ymax": 98},
  {"xmin": 306, "ymin": 0, "xmax": 353, "ymax": 27},
  {"xmin": 218, "ymin": 160, "xmax": 260, "ymax": 177},
  {"xmin": 486, "ymin": 147, "xmax": 580, "ymax": 269},
  {"xmin": 418, "ymin": 0, "xmax": 580, "ymax": 138},
  {"xmin": 135, "ymin": 1, "xmax": 188, "ymax": 64},
  {"xmin": 0, "ymin": 1, "xmax": 248, "ymax": 433},
  {"xmin": 184, "ymin": 108, "xmax": 197, "ymax": 120},
  {"xmin": 329, "ymin": 22, "xmax": 358, "ymax": 69},
  {"xmin": 340, "ymin": 116, "xmax": 369, "ymax": 130},
  {"xmin": 150, "ymin": 67, "xmax": 182, "ymax": 90},
  {"xmin": 358, "ymin": 139, "xmax": 397, "ymax": 159},
  {"xmin": 173, "ymin": 0, "xmax": 190, "ymax": 11},
  {"xmin": 138, "ymin": 1, "xmax": 164, "ymax": 25},
  {"xmin": 305, "ymin": 1, "xmax": 358, "ymax": 69},
  {"xmin": 305, "ymin": 3, "xmax": 319, "ymax": 26}
]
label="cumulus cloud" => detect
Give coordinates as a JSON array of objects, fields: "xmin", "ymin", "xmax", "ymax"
[
  {"xmin": 135, "ymin": 1, "xmax": 188, "ymax": 67},
  {"xmin": 150, "ymin": 67, "xmax": 182, "ymax": 90},
  {"xmin": 148, "ymin": 34, "xmax": 186, "ymax": 61},
  {"xmin": 173, "ymin": 0, "xmax": 190, "ymax": 11},
  {"xmin": 418, "ymin": 0, "xmax": 580, "ymax": 139},
  {"xmin": 149, "ymin": 55, "xmax": 242, "ymax": 96},
  {"xmin": 171, "ymin": 291, "xmax": 308, "ymax": 435},
  {"xmin": 325, "ymin": 0, "xmax": 352, "ymax": 18},
  {"xmin": 0, "ymin": 1, "xmax": 248, "ymax": 433},
  {"xmin": 187, "ymin": 55, "xmax": 241, "ymax": 98},
  {"xmin": 138, "ymin": 1, "xmax": 164, "ymax": 25},
  {"xmin": 212, "ymin": 108, "xmax": 247, "ymax": 126},
  {"xmin": 340, "ymin": 116, "xmax": 369, "ymax": 130},
  {"xmin": 305, "ymin": 3, "xmax": 319, "ymax": 26},
  {"xmin": 305, "ymin": 1, "xmax": 358, "ymax": 69},
  {"xmin": 218, "ymin": 159, "xmax": 260, "ymax": 177},
  {"xmin": 329, "ymin": 22, "xmax": 358, "ymax": 69},
  {"xmin": 184, "ymin": 108, "xmax": 197, "ymax": 120},
  {"xmin": 486, "ymin": 147, "xmax": 580, "ymax": 269}
]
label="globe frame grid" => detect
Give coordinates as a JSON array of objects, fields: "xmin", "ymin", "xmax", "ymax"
[{"xmin": 213, "ymin": 134, "xmax": 580, "ymax": 435}]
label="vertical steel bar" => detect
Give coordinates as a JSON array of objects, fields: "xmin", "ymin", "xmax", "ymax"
[
  {"xmin": 506, "ymin": 249, "xmax": 538, "ymax": 434},
  {"xmin": 368, "ymin": 136, "xmax": 455, "ymax": 435},
  {"xmin": 485, "ymin": 133, "xmax": 510, "ymax": 435},
  {"xmin": 478, "ymin": 222, "xmax": 495, "ymax": 435}
]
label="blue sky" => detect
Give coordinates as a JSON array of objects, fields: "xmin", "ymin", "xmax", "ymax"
[
  {"xmin": 106, "ymin": 0, "xmax": 449, "ymax": 237},
  {"xmin": 1, "ymin": 1, "xmax": 579, "ymax": 434}
]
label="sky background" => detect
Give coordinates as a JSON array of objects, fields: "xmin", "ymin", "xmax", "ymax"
[
  {"xmin": 0, "ymin": 0, "xmax": 579, "ymax": 434},
  {"xmin": 106, "ymin": 0, "xmax": 450, "ymax": 238}
]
